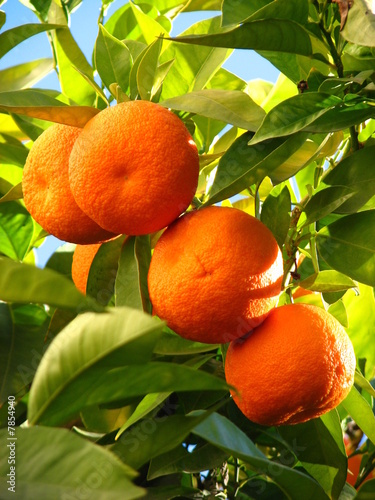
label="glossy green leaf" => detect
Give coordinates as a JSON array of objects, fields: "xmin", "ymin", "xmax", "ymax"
[
  {"xmin": 323, "ymin": 146, "xmax": 375, "ymax": 214},
  {"xmin": 343, "ymin": 284, "xmax": 375, "ymax": 378},
  {"xmin": 260, "ymin": 185, "xmax": 291, "ymax": 248},
  {"xmin": 159, "ymin": 17, "xmax": 231, "ymax": 101},
  {"xmin": 0, "ymin": 303, "xmax": 49, "ymax": 405},
  {"xmin": 111, "ymin": 412, "xmax": 210, "ymax": 470},
  {"xmin": 86, "ymin": 236, "xmax": 125, "ymax": 304},
  {"xmin": 342, "ymin": 386, "xmax": 375, "ymax": 446},
  {"xmin": 250, "ymin": 93, "xmax": 340, "ymax": 145},
  {"xmin": 193, "ymin": 412, "xmax": 329, "ymax": 499},
  {"xmin": 316, "ymin": 211, "xmax": 375, "ymax": 287},
  {"xmin": 207, "ymin": 132, "xmax": 308, "ymax": 205},
  {"xmin": 223, "ymin": 0, "xmax": 308, "ymax": 27},
  {"xmin": 161, "ymin": 89, "xmax": 265, "ymax": 131},
  {"xmin": 137, "ymin": 36, "xmax": 165, "ymax": 101},
  {"xmin": 154, "ymin": 330, "xmax": 218, "ymax": 355},
  {"xmin": 354, "ymin": 371, "xmax": 375, "ymax": 399},
  {"xmin": 95, "ymin": 24, "xmax": 132, "ymax": 94},
  {"xmin": 0, "ymin": 427, "xmax": 144, "ymax": 499},
  {"xmin": 28, "ymin": 307, "xmax": 163, "ymax": 425},
  {"xmin": 53, "ymin": 28, "xmax": 96, "ymax": 106},
  {"xmin": 171, "ymin": 19, "xmax": 313, "ymax": 55},
  {"xmin": 115, "ymin": 236, "xmax": 151, "ymax": 313},
  {"xmin": 148, "ymin": 442, "xmax": 229, "ymax": 479},
  {"xmin": 0, "ymin": 90, "xmax": 99, "ymax": 127},
  {"xmin": 129, "ymin": 2, "xmax": 168, "ymax": 44},
  {"xmin": 279, "ymin": 411, "xmax": 347, "ymax": 499},
  {"xmin": 0, "ymin": 59, "xmax": 54, "ymax": 92},
  {"xmin": 0, "ymin": 23, "xmax": 64, "ymax": 59},
  {"xmin": 302, "ymin": 186, "xmax": 356, "ymax": 227},
  {"xmin": 0, "ymin": 201, "xmax": 34, "ymax": 260},
  {"xmin": 342, "ymin": 0, "xmax": 375, "ymax": 47},
  {"xmin": 0, "ymin": 257, "xmax": 99, "ymax": 311}
]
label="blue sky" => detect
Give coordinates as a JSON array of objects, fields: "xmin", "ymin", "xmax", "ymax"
[{"xmin": 1, "ymin": 1, "xmax": 280, "ymax": 266}]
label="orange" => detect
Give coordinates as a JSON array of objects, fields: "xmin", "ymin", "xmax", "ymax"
[
  {"xmin": 71, "ymin": 243, "xmax": 101, "ymax": 294},
  {"xmin": 344, "ymin": 434, "xmax": 375, "ymax": 487},
  {"xmin": 22, "ymin": 124, "xmax": 116, "ymax": 244},
  {"xmin": 69, "ymin": 101, "xmax": 199, "ymax": 236},
  {"xmin": 225, "ymin": 303, "xmax": 356, "ymax": 426},
  {"xmin": 293, "ymin": 286, "xmax": 315, "ymax": 299},
  {"xmin": 147, "ymin": 206, "xmax": 283, "ymax": 344}
]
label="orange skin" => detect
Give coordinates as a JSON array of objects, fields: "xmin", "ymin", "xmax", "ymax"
[
  {"xmin": 69, "ymin": 101, "xmax": 199, "ymax": 236},
  {"xmin": 225, "ymin": 303, "xmax": 356, "ymax": 426},
  {"xmin": 344, "ymin": 435, "xmax": 375, "ymax": 487},
  {"xmin": 71, "ymin": 243, "xmax": 101, "ymax": 294},
  {"xmin": 22, "ymin": 124, "xmax": 116, "ymax": 244},
  {"xmin": 148, "ymin": 206, "xmax": 283, "ymax": 344}
]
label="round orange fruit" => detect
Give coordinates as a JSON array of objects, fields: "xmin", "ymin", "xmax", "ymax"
[
  {"xmin": 225, "ymin": 303, "xmax": 356, "ymax": 426},
  {"xmin": 71, "ymin": 243, "xmax": 102, "ymax": 294},
  {"xmin": 22, "ymin": 124, "xmax": 116, "ymax": 244},
  {"xmin": 148, "ymin": 206, "xmax": 283, "ymax": 344},
  {"xmin": 69, "ymin": 101, "xmax": 199, "ymax": 236}
]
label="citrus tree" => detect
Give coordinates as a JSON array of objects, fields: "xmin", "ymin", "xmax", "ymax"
[{"xmin": 1, "ymin": 0, "xmax": 375, "ymax": 498}]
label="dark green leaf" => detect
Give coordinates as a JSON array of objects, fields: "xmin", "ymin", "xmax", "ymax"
[
  {"xmin": 323, "ymin": 146, "xmax": 375, "ymax": 214},
  {"xmin": 250, "ymin": 93, "xmax": 340, "ymax": 145},
  {"xmin": 260, "ymin": 185, "xmax": 291, "ymax": 248},
  {"xmin": 342, "ymin": 386, "xmax": 375, "ymax": 446},
  {"xmin": 95, "ymin": 24, "xmax": 132, "ymax": 94},
  {"xmin": 0, "ymin": 201, "xmax": 34, "ymax": 260},
  {"xmin": 0, "ymin": 257, "xmax": 100, "ymax": 311},
  {"xmin": 0, "ymin": 136, "xmax": 29, "ymax": 166},
  {"xmin": 0, "ymin": 23, "xmax": 64, "ymax": 59},
  {"xmin": 115, "ymin": 236, "xmax": 151, "ymax": 313},
  {"xmin": 0, "ymin": 427, "xmax": 144, "ymax": 499},
  {"xmin": 316, "ymin": 211, "xmax": 375, "ymax": 287},
  {"xmin": 193, "ymin": 412, "xmax": 329, "ymax": 499},
  {"xmin": 0, "ymin": 59, "xmax": 54, "ymax": 92},
  {"xmin": 171, "ymin": 19, "xmax": 313, "ymax": 55},
  {"xmin": 154, "ymin": 329, "xmax": 218, "ymax": 355},
  {"xmin": 298, "ymin": 270, "xmax": 356, "ymax": 293},
  {"xmin": 161, "ymin": 89, "xmax": 265, "ymax": 131},
  {"xmin": 0, "ymin": 303, "xmax": 49, "ymax": 405},
  {"xmin": 355, "ymin": 480, "xmax": 375, "ymax": 498},
  {"xmin": 302, "ymin": 186, "xmax": 356, "ymax": 227},
  {"xmin": 342, "ymin": 0, "xmax": 375, "ymax": 47},
  {"xmin": 279, "ymin": 411, "xmax": 347, "ymax": 499},
  {"xmin": 28, "ymin": 307, "xmax": 163, "ymax": 425},
  {"xmin": 207, "ymin": 132, "xmax": 307, "ymax": 205}
]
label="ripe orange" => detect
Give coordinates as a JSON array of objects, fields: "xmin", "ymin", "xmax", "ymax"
[
  {"xmin": 22, "ymin": 124, "xmax": 116, "ymax": 244},
  {"xmin": 69, "ymin": 101, "xmax": 199, "ymax": 236},
  {"xmin": 148, "ymin": 206, "xmax": 283, "ymax": 344},
  {"xmin": 71, "ymin": 243, "xmax": 101, "ymax": 294},
  {"xmin": 225, "ymin": 303, "xmax": 356, "ymax": 426}
]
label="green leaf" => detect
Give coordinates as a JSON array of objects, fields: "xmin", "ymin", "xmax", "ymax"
[
  {"xmin": 250, "ymin": 93, "xmax": 340, "ymax": 145},
  {"xmin": 115, "ymin": 236, "xmax": 151, "ymax": 313},
  {"xmin": 354, "ymin": 371, "xmax": 375, "ymax": 399},
  {"xmin": 129, "ymin": 1, "xmax": 168, "ymax": 44},
  {"xmin": 110, "ymin": 412, "xmax": 210, "ymax": 470},
  {"xmin": 260, "ymin": 185, "xmax": 291, "ymax": 248},
  {"xmin": 328, "ymin": 300, "xmax": 349, "ymax": 327},
  {"xmin": 0, "ymin": 136, "xmax": 29, "ymax": 166},
  {"xmin": 279, "ymin": 411, "xmax": 347, "ymax": 500},
  {"xmin": 342, "ymin": 386, "xmax": 375, "ymax": 446},
  {"xmin": 0, "ymin": 201, "xmax": 34, "ymax": 260},
  {"xmin": 0, "ymin": 182, "xmax": 23, "ymax": 203},
  {"xmin": 53, "ymin": 28, "xmax": 96, "ymax": 106},
  {"xmin": 323, "ymin": 146, "xmax": 375, "ymax": 214},
  {"xmin": 86, "ymin": 236, "xmax": 125, "ymax": 304},
  {"xmin": 355, "ymin": 480, "xmax": 375, "ymax": 498},
  {"xmin": 154, "ymin": 330, "xmax": 219, "ymax": 355},
  {"xmin": 137, "ymin": 36, "xmax": 166, "ymax": 101},
  {"xmin": 0, "ymin": 303, "xmax": 49, "ymax": 405},
  {"xmin": 171, "ymin": 19, "xmax": 313, "ymax": 55},
  {"xmin": 95, "ymin": 24, "xmax": 132, "ymax": 94},
  {"xmin": 0, "ymin": 257, "xmax": 99, "ymax": 311},
  {"xmin": 0, "ymin": 89, "xmax": 99, "ymax": 127},
  {"xmin": 193, "ymin": 412, "xmax": 329, "ymax": 499},
  {"xmin": 45, "ymin": 243, "xmax": 75, "ymax": 280},
  {"xmin": 222, "ymin": 0, "xmax": 276, "ymax": 26},
  {"xmin": 343, "ymin": 284, "xmax": 375, "ymax": 379},
  {"xmin": 0, "ymin": 59, "xmax": 54, "ymax": 92},
  {"xmin": 28, "ymin": 307, "xmax": 163, "ymax": 425},
  {"xmin": 302, "ymin": 186, "xmax": 356, "ymax": 227},
  {"xmin": 0, "ymin": 427, "xmax": 144, "ymax": 499},
  {"xmin": 148, "ymin": 442, "xmax": 229, "ymax": 479},
  {"xmin": 0, "ymin": 23, "xmax": 64, "ymax": 59},
  {"xmin": 207, "ymin": 132, "xmax": 308, "ymax": 205},
  {"xmin": 161, "ymin": 89, "xmax": 265, "ymax": 131},
  {"xmin": 316, "ymin": 211, "xmax": 375, "ymax": 287},
  {"xmin": 342, "ymin": 0, "xmax": 375, "ymax": 48},
  {"xmin": 297, "ymin": 271, "xmax": 357, "ymax": 293}
]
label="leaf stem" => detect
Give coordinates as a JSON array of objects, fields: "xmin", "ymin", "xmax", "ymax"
[
  {"xmin": 350, "ymin": 126, "xmax": 360, "ymax": 150},
  {"xmin": 318, "ymin": 17, "xmax": 344, "ymax": 77}
]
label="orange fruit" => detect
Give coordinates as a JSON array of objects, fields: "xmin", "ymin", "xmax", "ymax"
[
  {"xmin": 22, "ymin": 124, "xmax": 116, "ymax": 244},
  {"xmin": 344, "ymin": 434, "xmax": 375, "ymax": 487},
  {"xmin": 293, "ymin": 286, "xmax": 315, "ymax": 299},
  {"xmin": 225, "ymin": 303, "xmax": 356, "ymax": 426},
  {"xmin": 71, "ymin": 243, "xmax": 101, "ymax": 294},
  {"xmin": 69, "ymin": 101, "xmax": 199, "ymax": 236},
  {"xmin": 148, "ymin": 206, "xmax": 283, "ymax": 344}
]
